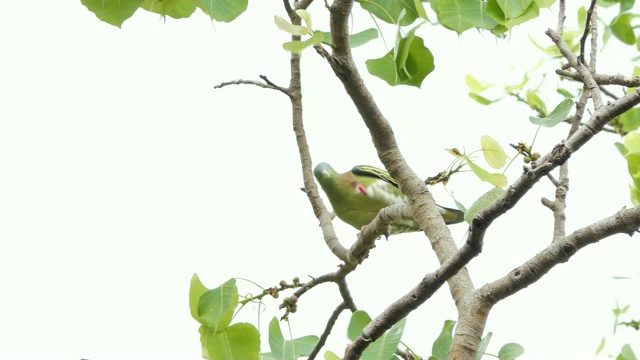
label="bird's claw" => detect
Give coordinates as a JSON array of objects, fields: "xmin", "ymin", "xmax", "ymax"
[{"xmin": 357, "ymin": 224, "xmax": 390, "ymax": 240}]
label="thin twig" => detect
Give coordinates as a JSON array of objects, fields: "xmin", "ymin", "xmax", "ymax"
[
  {"xmin": 578, "ymin": 0, "xmax": 597, "ymax": 65},
  {"xmin": 308, "ymin": 302, "xmax": 349, "ymax": 360},
  {"xmin": 588, "ymin": 2, "xmax": 598, "ymax": 72},
  {"xmin": 295, "ymin": 0, "xmax": 315, "ymax": 10},
  {"xmin": 556, "ymin": 0, "xmax": 565, "ymax": 34},
  {"xmin": 214, "ymin": 78, "xmax": 291, "ymax": 97},
  {"xmin": 546, "ymin": 29, "xmax": 604, "ymax": 110},
  {"xmin": 282, "ymin": 0, "xmax": 293, "ymax": 17},
  {"xmin": 279, "ymin": 265, "xmax": 356, "ymax": 310},
  {"xmin": 555, "ymin": 70, "xmax": 640, "ymax": 87},
  {"xmin": 599, "ymin": 85, "xmax": 620, "ymax": 100},
  {"xmin": 396, "ymin": 348, "xmax": 422, "ymax": 360}
]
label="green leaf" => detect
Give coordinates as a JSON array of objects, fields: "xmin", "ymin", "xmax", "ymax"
[
  {"xmin": 532, "ymin": 0, "xmax": 555, "ymax": 8},
  {"xmin": 476, "ymin": 332, "xmax": 493, "ymax": 360},
  {"xmin": 197, "ymin": 0, "xmax": 247, "ymax": 22},
  {"xmin": 466, "ymin": 157, "xmax": 508, "ymax": 187},
  {"xmin": 432, "ymin": 320, "xmax": 456, "ymax": 360},
  {"xmin": 498, "ymin": 343, "xmax": 525, "ymax": 360},
  {"xmin": 597, "ymin": 0, "xmax": 619, "ymax": 8},
  {"xmin": 465, "ymin": 74, "xmax": 489, "ymax": 92},
  {"xmin": 481, "ymin": 135, "xmax": 508, "ymax": 169},
  {"xmin": 362, "ymin": 318, "xmax": 406, "ymax": 360},
  {"xmin": 469, "ymin": 92, "xmax": 498, "ymax": 105},
  {"xmin": 350, "ymin": 28, "xmax": 379, "ymax": 47},
  {"xmin": 198, "ymin": 278, "xmax": 238, "ymax": 331},
  {"xmin": 453, "ymin": 197, "xmax": 468, "ymax": 214},
  {"xmin": 268, "ymin": 317, "xmax": 319, "ymax": 360},
  {"xmin": 348, "ymin": 310, "xmax": 372, "ymax": 341},
  {"xmin": 624, "ymin": 131, "xmax": 640, "ymax": 153},
  {"xmin": 274, "ymin": 16, "xmax": 311, "ymax": 36},
  {"xmin": 200, "ymin": 323, "xmax": 260, "ymax": 360},
  {"xmin": 556, "ymin": 88, "xmax": 574, "ymax": 98},
  {"xmin": 631, "ymin": 184, "xmax": 640, "ymax": 206},
  {"xmin": 320, "ymin": 29, "xmax": 379, "ymax": 48},
  {"xmin": 529, "ymin": 99, "xmax": 574, "ymax": 127},
  {"xmin": 81, "ymin": 0, "xmax": 144, "ymax": 27},
  {"xmin": 620, "ymin": 108, "xmax": 640, "ymax": 132},
  {"xmin": 435, "ymin": 0, "xmax": 498, "ymax": 34},
  {"xmin": 611, "ymin": 13, "xmax": 637, "ymax": 45},
  {"xmin": 366, "ymin": 34, "xmax": 434, "ymax": 87},
  {"xmin": 414, "ymin": 0, "xmax": 430, "ymax": 20},
  {"xmin": 504, "ymin": 73, "xmax": 530, "ymax": 92},
  {"xmin": 189, "ymin": 273, "xmax": 211, "ymax": 323},
  {"xmin": 324, "ymin": 351, "xmax": 342, "ymax": 360},
  {"xmin": 577, "ymin": 6, "xmax": 587, "ymax": 30},
  {"xmin": 505, "ymin": 1, "xmax": 539, "ymax": 28},
  {"xmin": 490, "ymin": 24, "xmax": 509, "ymax": 37},
  {"xmin": 464, "ymin": 187, "xmax": 505, "ymax": 223},
  {"xmin": 283, "ymin": 31, "xmax": 324, "ymax": 54},
  {"xmin": 595, "ymin": 337, "xmax": 606, "ymax": 355},
  {"xmin": 525, "ymin": 90, "xmax": 547, "ymax": 115},
  {"xmin": 496, "ymin": 0, "xmax": 532, "ymax": 18},
  {"xmin": 621, "ymin": 0, "xmax": 635, "ymax": 11},
  {"xmin": 359, "ymin": 0, "xmax": 420, "ymax": 26},
  {"xmin": 486, "ymin": 0, "xmax": 539, "ymax": 29},
  {"xmin": 615, "ymin": 142, "xmax": 629, "ymax": 156},
  {"xmin": 396, "ymin": 24, "xmax": 420, "ymax": 78},
  {"xmin": 626, "ymin": 153, "xmax": 640, "ymax": 189},
  {"xmin": 617, "ymin": 344, "xmax": 637, "ymax": 360},
  {"xmin": 528, "ymin": 34, "xmax": 562, "ymax": 57},
  {"xmin": 141, "ymin": 0, "xmax": 196, "ymax": 18},
  {"xmin": 295, "ymin": 9, "xmax": 313, "ymax": 29}
]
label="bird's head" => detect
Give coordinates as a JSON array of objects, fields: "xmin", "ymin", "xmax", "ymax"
[{"xmin": 313, "ymin": 162, "xmax": 336, "ymax": 180}]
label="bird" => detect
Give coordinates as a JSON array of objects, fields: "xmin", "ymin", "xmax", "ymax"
[{"xmin": 313, "ymin": 162, "xmax": 465, "ymax": 235}]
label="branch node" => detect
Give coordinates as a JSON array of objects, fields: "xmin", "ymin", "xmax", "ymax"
[{"xmin": 541, "ymin": 197, "xmax": 555, "ymax": 210}]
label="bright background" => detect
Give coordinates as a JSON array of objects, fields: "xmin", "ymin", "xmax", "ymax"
[{"xmin": 1, "ymin": 1, "xmax": 638, "ymax": 359}]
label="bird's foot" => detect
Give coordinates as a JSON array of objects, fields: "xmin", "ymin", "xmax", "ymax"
[{"xmin": 357, "ymin": 224, "xmax": 390, "ymax": 240}]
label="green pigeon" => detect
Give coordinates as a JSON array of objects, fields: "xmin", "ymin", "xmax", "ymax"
[{"xmin": 313, "ymin": 162, "xmax": 465, "ymax": 235}]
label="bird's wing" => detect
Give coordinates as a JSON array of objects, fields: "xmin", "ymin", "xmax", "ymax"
[
  {"xmin": 352, "ymin": 164, "xmax": 465, "ymax": 225},
  {"xmin": 351, "ymin": 165, "xmax": 398, "ymax": 188}
]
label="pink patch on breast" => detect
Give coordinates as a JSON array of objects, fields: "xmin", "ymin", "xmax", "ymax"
[{"xmin": 355, "ymin": 183, "xmax": 368, "ymax": 195}]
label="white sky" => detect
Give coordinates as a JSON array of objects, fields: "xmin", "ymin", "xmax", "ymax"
[{"xmin": 1, "ymin": 1, "xmax": 638, "ymax": 359}]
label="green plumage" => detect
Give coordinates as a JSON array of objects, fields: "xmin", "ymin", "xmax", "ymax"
[{"xmin": 313, "ymin": 162, "xmax": 465, "ymax": 235}]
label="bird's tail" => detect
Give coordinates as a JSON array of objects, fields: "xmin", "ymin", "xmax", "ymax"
[{"xmin": 438, "ymin": 205, "xmax": 465, "ymax": 225}]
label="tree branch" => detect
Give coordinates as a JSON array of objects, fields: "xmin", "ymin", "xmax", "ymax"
[
  {"xmin": 546, "ymin": 28, "xmax": 603, "ymax": 111},
  {"xmin": 345, "ymin": 203, "xmax": 415, "ymax": 263},
  {"xmin": 280, "ymin": 1, "xmax": 351, "ymax": 263},
  {"xmin": 295, "ymin": 0, "xmax": 315, "ymax": 10},
  {"xmin": 578, "ymin": 0, "xmax": 597, "ymax": 65},
  {"xmin": 587, "ymin": 1, "xmax": 598, "ymax": 72},
  {"xmin": 308, "ymin": 302, "xmax": 349, "ymax": 360},
  {"xmin": 555, "ymin": 70, "xmax": 640, "ymax": 87},
  {"xmin": 214, "ymin": 76, "xmax": 290, "ymax": 96},
  {"xmin": 555, "ymin": 0, "xmax": 565, "ymax": 34},
  {"xmin": 482, "ymin": 206, "xmax": 640, "ymax": 303},
  {"xmin": 328, "ymin": 0, "xmax": 476, "ymax": 317},
  {"xmin": 451, "ymin": 25, "xmax": 640, "ymax": 358},
  {"xmin": 396, "ymin": 347, "xmax": 423, "ymax": 360},
  {"xmin": 345, "ymin": 225, "xmax": 483, "ymax": 359},
  {"xmin": 279, "ymin": 265, "xmax": 357, "ymax": 318},
  {"xmin": 450, "ymin": 206, "xmax": 640, "ymax": 359}
]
